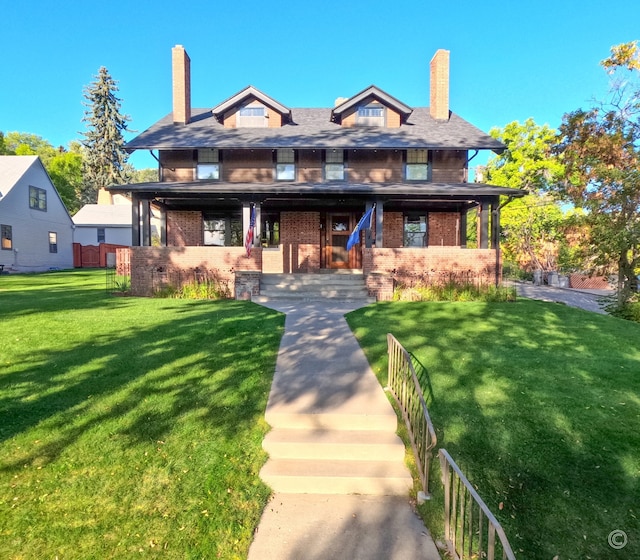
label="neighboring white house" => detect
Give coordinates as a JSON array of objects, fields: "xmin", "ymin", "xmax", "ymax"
[
  {"xmin": 72, "ymin": 203, "xmax": 133, "ymax": 246},
  {"xmin": 0, "ymin": 155, "xmax": 74, "ymax": 272}
]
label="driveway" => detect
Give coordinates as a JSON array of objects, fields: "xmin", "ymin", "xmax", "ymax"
[{"xmin": 516, "ymin": 282, "xmax": 614, "ymax": 314}]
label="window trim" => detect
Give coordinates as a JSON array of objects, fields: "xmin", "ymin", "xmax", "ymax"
[
  {"xmin": 29, "ymin": 185, "xmax": 47, "ymax": 211},
  {"xmin": 196, "ymin": 149, "xmax": 221, "ymax": 180},
  {"xmin": 275, "ymin": 149, "xmax": 296, "ymax": 181},
  {"xmin": 403, "ymin": 213, "xmax": 428, "ymax": 247},
  {"xmin": 324, "ymin": 149, "xmax": 345, "ymax": 181},
  {"xmin": 405, "ymin": 149, "xmax": 431, "ymax": 181}
]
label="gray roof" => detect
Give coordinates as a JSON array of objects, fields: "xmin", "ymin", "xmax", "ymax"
[
  {"xmin": 126, "ymin": 107, "xmax": 505, "ymax": 153},
  {"xmin": 109, "ymin": 180, "xmax": 524, "ymax": 199}
]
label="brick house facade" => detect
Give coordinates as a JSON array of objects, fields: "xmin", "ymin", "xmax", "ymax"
[{"xmin": 110, "ymin": 45, "xmax": 524, "ymax": 299}]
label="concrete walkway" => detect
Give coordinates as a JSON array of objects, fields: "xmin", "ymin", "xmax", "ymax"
[
  {"xmin": 248, "ymin": 300, "xmax": 440, "ymax": 560},
  {"xmin": 516, "ymin": 282, "xmax": 614, "ymax": 314}
]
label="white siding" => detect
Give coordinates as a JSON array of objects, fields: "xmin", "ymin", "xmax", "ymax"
[{"xmin": 73, "ymin": 226, "xmax": 132, "ymax": 246}]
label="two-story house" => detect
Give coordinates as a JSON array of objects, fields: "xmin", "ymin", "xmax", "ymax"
[{"xmin": 110, "ymin": 45, "xmax": 524, "ymax": 299}]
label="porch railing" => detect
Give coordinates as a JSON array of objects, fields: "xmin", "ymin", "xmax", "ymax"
[
  {"xmin": 439, "ymin": 449, "xmax": 516, "ymax": 560},
  {"xmin": 386, "ymin": 333, "xmax": 437, "ymax": 496}
]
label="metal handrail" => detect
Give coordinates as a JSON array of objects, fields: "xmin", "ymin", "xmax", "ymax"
[
  {"xmin": 439, "ymin": 449, "xmax": 516, "ymax": 560},
  {"xmin": 386, "ymin": 333, "xmax": 437, "ymax": 496}
]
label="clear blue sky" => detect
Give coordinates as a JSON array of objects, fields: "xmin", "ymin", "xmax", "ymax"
[{"xmin": 2, "ymin": 0, "xmax": 639, "ymax": 171}]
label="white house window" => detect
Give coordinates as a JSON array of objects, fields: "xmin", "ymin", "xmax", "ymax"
[
  {"xmin": 276, "ymin": 149, "xmax": 296, "ymax": 181},
  {"xmin": 203, "ymin": 214, "xmax": 242, "ymax": 246},
  {"xmin": 1, "ymin": 224, "xmax": 12, "ymax": 250},
  {"xmin": 325, "ymin": 150, "xmax": 345, "ymax": 181},
  {"xmin": 49, "ymin": 231, "xmax": 58, "ymax": 253},
  {"xmin": 404, "ymin": 214, "xmax": 427, "ymax": 247},
  {"xmin": 29, "ymin": 185, "xmax": 47, "ymax": 211},
  {"xmin": 197, "ymin": 149, "xmax": 220, "ymax": 180},
  {"xmin": 237, "ymin": 104, "xmax": 267, "ymax": 128},
  {"xmin": 357, "ymin": 104, "xmax": 385, "ymax": 126},
  {"xmin": 97, "ymin": 228, "xmax": 106, "ymax": 243},
  {"xmin": 406, "ymin": 149, "xmax": 429, "ymax": 181}
]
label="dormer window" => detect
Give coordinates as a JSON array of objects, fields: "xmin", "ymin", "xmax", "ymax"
[
  {"xmin": 237, "ymin": 103, "xmax": 267, "ymax": 128},
  {"xmin": 406, "ymin": 149, "xmax": 429, "ymax": 181},
  {"xmin": 357, "ymin": 104, "xmax": 385, "ymax": 126},
  {"xmin": 197, "ymin": 149, "xmax": 220, "ymax": 180}
]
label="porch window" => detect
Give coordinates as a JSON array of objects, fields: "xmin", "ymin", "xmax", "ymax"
[
  {"xmin": 406, "ymin": 149, "xmax": 429, "ymax": 181},
  {"xmin": 261, "ymin": 212, "xmax": 280, "ymax": 247},
  {"xmin": 357, "ymin": 104, "xmax": 385, "ymax": 126},
  {"xmin": 203, "ymin": 214, "xmax": 242, "ymax": 246},
  {"xmin": 404, "ymin": 214, "xmax": 427, "ymax": 247},
  {"xmin": 29, "ymin": 185, "xmax": 47, "ymax": 211},
  {"xmin": 324, "ymin": 149, "xmax": 345, "ymax": 181},
  {"xmin": 49, "ymin": 232, "xmax": 58, "ymax": 253},
  {"xmin": 275, "ymin": 149, "xmax": 296, "ymax": 181},
  {"xmin": 1, "ymin": 224, "xmax": 12, "ymax": 250},
  {"xmin": 237, "ymin": 104, "xmax": 267, "ymax": 128},
  {"xmin": 197, "ymin": 148, "xmax": 220, "ymax": 180}
]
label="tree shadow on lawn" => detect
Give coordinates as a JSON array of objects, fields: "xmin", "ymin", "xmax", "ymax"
[
  {"xmin": 0, "ymin": 299, "xmax": 284, "ymax": 469},
  {"xmin": 349, "ymin": 299, "xmax": 640, "ymax": 559}
]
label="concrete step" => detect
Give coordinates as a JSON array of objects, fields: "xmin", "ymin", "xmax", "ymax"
[
  {"xmin": 259, "ymin": 458, "xmax": 413, "ymax": 495},
  {"xmin": 259, "ymin": 273, "xmax": 371, "ymax": 301},
  {"xmin": 261, "ymin": 273, "xmax": 365, "ymax": 287},
  {"xmin": 264, "ymin": 411, "xmax": 398, "ymax": 432},
  {"xmin": 263, "ymin": 428, "xmax": 406, "ymax": 461},
  {"xmin": 259, "ymin": 288, "xmax": 370, "ymax": 298}
]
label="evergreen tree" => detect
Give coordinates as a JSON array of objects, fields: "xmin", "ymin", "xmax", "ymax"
[{"xmin": 81, "ymin": 66, "xmax": 130, "ymax": 204}]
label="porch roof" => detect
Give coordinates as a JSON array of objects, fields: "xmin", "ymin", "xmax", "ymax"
[
  {"xmin": 109, "ymin": 180, "xmax": 525, "ymax": 200},
  {"xmin": 125, "ymin": 108, "xmax": 506, "ymax": 153}
]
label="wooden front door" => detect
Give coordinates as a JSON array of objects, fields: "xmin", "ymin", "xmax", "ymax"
[{"xmin": 327, "ymin": 213, "xmax": 353, "ymax": 269}]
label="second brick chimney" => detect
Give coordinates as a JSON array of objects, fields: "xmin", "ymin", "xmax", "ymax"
[
  {"xmin": 430, "ymin": 49, "xmax": 450, "ymax": 121},
  {"xmin": 172, "ymin": 45, "xmax": 191, "ymax": 125}
]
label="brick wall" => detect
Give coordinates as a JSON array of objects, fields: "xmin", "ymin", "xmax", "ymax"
[
  {"xmin": 281, "ymin": 212, "xmax": 320, "ymax": 272},
  {"xmin": 128, "ymin": 246, "xmax": 261, "ymax": 296},
  {"xmin": 167, "ymin": 211, "xmax": 203, "ymax": 246},
  {"xmin": 383, "ymin": 212, "xmax": 404, "ymax": 248},
  {"xmin": 428, "ymin": 213, "xmax": 459, "ymax": 246}
]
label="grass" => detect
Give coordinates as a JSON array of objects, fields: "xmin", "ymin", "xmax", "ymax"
[
  {"xmin": 0, "ymin": 270, "xmax": 284, "ymax": 559},
  {"xmin": 346, "ymin": 299, "xmax": 640, "ymax": 559}
]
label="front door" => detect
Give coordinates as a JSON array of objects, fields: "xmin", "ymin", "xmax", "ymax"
[{"xmin": 328, "ymin": 213, "xmax": 353, "ymax": 269}]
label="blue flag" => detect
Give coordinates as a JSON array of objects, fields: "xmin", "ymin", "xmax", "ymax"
[{"xmin": 346, "ymin": 206, "xmax": 375, "ymax": 251}]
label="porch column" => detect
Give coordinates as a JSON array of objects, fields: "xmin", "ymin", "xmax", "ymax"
[
  {"xmin": 491, "ymin": 199, "xmax": 500, "ymax": 250},
  {"xmin": 131, "ymin": 193, "xmax": 140, "ymax": 246},
  {"xmin": 242, "ymin": 202, "xmax": 259, "ymax": 250},
  {"xmin": 160, "ymin": 206, "xmax": 167, "ymax": 246},
  {"xmin": 375, "ymin": 198, "xmax": 384, "ymax": 247},
  {"xmin": 140, "ymin": 199, "xmax": 151, "ymax": 247},
  {"xmin": 459, "ymin": 210, "xmax": 467, "ymax": 248},
  {"xmin": 479, "ymin": 199, "xmax": 489, "ymax": 249},
  {"xmin": 365, "ymin": 201, "xmax": 374, "ymax": 248}
]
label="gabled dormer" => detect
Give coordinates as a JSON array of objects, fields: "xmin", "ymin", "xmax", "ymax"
[
  {"xmin": 211, "ymin": 86, "xmax": 292, "ymax": 129},
  {"xmin": 330, "ymin": 85, "xmax": 413, "ymax": 128}
]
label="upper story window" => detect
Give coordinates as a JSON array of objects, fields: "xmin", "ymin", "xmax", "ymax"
[
  {"xmin": 29, "ymin": 185, "xmax": 47, "ymax": 211},
  {"xmin": 325, "ymin": 149, "xmax": 345, "ymax": 181},
  {"xmin": 1, "ymin": 224, "xmax": 12, "ymax": 250},
  {"xmin": 406, "ymin": 149, "xmax": 429, "ymax": 181},
  {"xmin": 197, "ymin": 148, "xmax": 220, "ymax": 180},
  {"xmin": 357, "ymin": 104, "xmax": 385, "ymax": 126},
  {"xmin": 275, "ymin": 149, "xmax": 296, "ymax": 181},
  {"xmin": 404, "ymin": 214, "xmax": 427, "ymax": 247},
  {"xmin": 237, "ymin": 104, "xmax": 268, "ymax": 128}
]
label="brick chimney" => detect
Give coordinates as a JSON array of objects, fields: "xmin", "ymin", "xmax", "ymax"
[
  {"xmin": 172, "ymin": 45, "xmax": 191, "ymax": 124},
  {"xmin": 430, "ymin": 49, "xmax": 450, "ymax": 121}
]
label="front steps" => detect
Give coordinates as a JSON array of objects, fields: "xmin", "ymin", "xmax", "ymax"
[
  {"xmin": 260, "ymin": 410, "xmax": 412, "ymax": 495},
  {"xmin": 255, "ymin": 272, "xmax": 374, "ymax": 302}
]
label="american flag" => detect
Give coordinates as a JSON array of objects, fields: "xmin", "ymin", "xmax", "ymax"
[{"xmin": 245, "ymin": 205, "xmax": 256, "ymax": 257}]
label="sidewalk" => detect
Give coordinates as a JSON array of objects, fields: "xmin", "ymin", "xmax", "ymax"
[
  {"xmin": 516, "ymin": 282, "xmax": 613, "ymax": 314},
  {"xmin": 248, "ymin": 300, "xmax": 441, "ymax": 560}
]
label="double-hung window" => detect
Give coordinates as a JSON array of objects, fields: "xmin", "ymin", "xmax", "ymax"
[
  {"xmin": 197, "ymin": 149, "xmax": 220, "ymax": 180},
  {"xmin": 29, "ymin": 185, "xmax": 47, "ymax": 211},
  {"xmin": 203, "ymin": 214, "xmax": 242, "ymax": 247},
  {"xmin": 1, "ymin": 224, "xmax": 12, "ymax": 250},
  {"xmin": 97, "ymin": 228, "xmax": 106, "ymax": 243},
  {"xmin": 275, "ymin": 149, "xmax": 296, "ymax": 181},
  {"xmin": 325, "ymin": 150, "xmax": 345, "ymax": 181},
  {"xmin": 49, "ymin": 232, "xmax": 58, "ymax": 253},
  {"xmin": 357, "ymin": 104, "xmax": 385, "ymax": 126},
  {"xmin": 404, "ymin": 214, "xmax": 428, "ymax": 247},
  {"xmin": 406, "ymin": 149, "xmax": 429, "ymax": 181}
]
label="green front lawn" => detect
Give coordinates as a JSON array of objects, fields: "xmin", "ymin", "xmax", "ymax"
[
  {"xmin": 347, "ymin": 300, "xmax": 640, "ymax": 559},
  {"xmin": 0, "ymin": 270, "xmax": 284, "ymax": 559}
]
